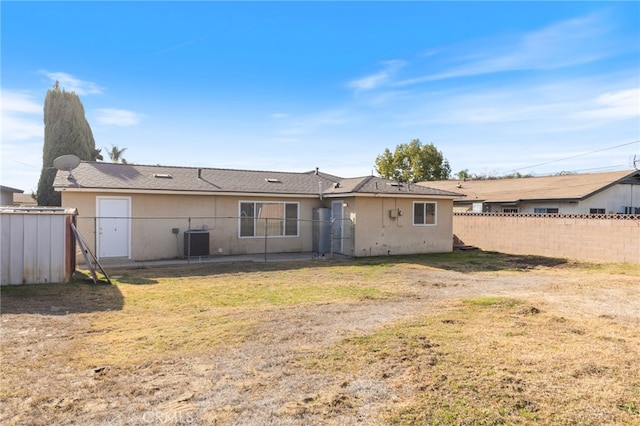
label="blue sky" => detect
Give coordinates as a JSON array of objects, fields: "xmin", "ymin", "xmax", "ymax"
[{"xmin": 2, "ymin": 1, "xmax": 639, "ymax": 193}]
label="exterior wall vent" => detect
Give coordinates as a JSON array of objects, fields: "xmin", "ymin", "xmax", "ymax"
[
  {"xmin": 154, "ymin": 173, "xmax": 173, "ymax": 179},
  {"xmin": 265, "ymin": 178, "xmax": 281, "ymax": 183}
]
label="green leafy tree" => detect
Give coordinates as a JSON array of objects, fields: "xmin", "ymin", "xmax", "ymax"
[
  {"xmin": 106, "ymin": 145, "xmax": 128, "ymax": 163},
  {"xmin": 456, "ymin": 169, "xmax": 470, "ymax": 180},
  {"xmin": 375, "ymin": 139, "xmax": 451, "ymax": 182},
  {"xmin": 37, "ymin": 82, "xmax": 99, "ymax": 206}
]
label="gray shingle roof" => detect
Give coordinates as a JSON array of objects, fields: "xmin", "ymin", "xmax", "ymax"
[
  {"xmin": 54, "ymin": 162, "xmax": 341, "ymax": 195},
  {"xmin": 54, "ymin": 162, "xmax": 462, "ymax": 198},
  {"xmin": 323, "ymin": 175, "xmax": 463, "ymax": 197},
  {"xmin": 0, "ymin": 185, "xmax": 24, "ymax": 193}
]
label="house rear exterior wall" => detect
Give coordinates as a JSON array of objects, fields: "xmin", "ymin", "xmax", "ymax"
[
  {"xmin": 62, "ymin": 191, "xmax": 322, "ymax": 260},
  {"xmin": 206, "ymin": 195, "xmax": 321, "ymax": 256},
  {"xmin": 350, "ymin": 197, "xmax": 454, "ymax": 257},
  {"xmin": 453, "ymin": 213, "xmax": 640, "ymax": 263}
]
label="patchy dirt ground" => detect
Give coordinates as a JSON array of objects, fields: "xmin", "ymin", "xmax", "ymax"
[{"xmin": 1, "ymin": 257, "xmax": 639, "ymax": 425}]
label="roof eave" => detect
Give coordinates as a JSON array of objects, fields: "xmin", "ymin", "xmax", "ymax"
[
  {"xmin": 323, "ymin": 192, "xmax": 459, "ymax": 199},
  {"xmin": 56, "ymin": 187, "xmax": 324, "ymax": 198},
  {"xmin": 482, "ymin": 198, "xmax": 581, "ymax": 204}
]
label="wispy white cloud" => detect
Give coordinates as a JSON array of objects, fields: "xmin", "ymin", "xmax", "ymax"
[
  {"xmin": 393, "ymin": 78, "xmax": 639, "ymax": 131},
  {"xmin": 94, "ymin": 108, "xmax": 145, "ymax": 126},
  {"xmin": 0, "ymin": 90, "xmax": 42, "ymax": 141},
  {"xmin": 392, "ymin": 12, "xmax": 622, "ymax": 86},
  {"xmin": 375, "ymin": 70, "xmax": 638, "ymax": 175},
  {"xmin": 0, "ymin": 138, "xmax": 44, "ymax": 192},
  {"xmin": 361, "ymin": 89, "xmax": 414, "ymax": 107},
  {"xmin": 1, "ymin": 115, "xmax": 43, "ymax": 141},
  {"xmin": 271, "ymin": 113, "xmax": 289, "ymax": 119},
  {"xmin": 2, "ymin": 90, "xmax": 42, "ymax": 114},
  {"xmin": 0, "ymin": 90, "xmax": 44, "ymax": 189},
  {"xmin": 39, "ymin": 71, "xmax": 104, "ymax": 95},
  {"xmin": 266, "ymin": 137, "xmax": 299, "ymax": 144},
  {"xmin": 154, "ymin": 38, "xmax": 205, "ymax": 55},
  {"xmin": 275, "ymin": 109, "xmax": 353, "ymax": 138},
  {"xmin": 419, "ymin": 48, "xmax": 439, "ymax": 58},
  {"xmin": 348, "ymin": 60, "xmax": 407, "ymax": 91},
  {"xmin": 571, "ymin": 88, "xmax": 640, "ymax": 120},
  {"xmin": 278, "ymin": 128, "xmax": 304, "ymax": 137}
]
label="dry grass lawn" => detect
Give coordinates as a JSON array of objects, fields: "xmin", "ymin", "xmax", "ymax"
[{"xmin": 1, "ymin": 251, "xmax": 639, "ymax": 425}]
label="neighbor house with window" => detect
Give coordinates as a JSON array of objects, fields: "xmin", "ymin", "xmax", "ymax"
[
  {"xmin": 53, "ymin": 162, "xmax": 462, "ymax": 261},
  {"xmin": 420, "ymin": 170, "xmax": 640, "ymax": 215}
]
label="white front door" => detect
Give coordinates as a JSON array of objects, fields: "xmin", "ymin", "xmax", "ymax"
[
  {"xmin": 97, "ymin": 197, "xmax": 131, "ymax": 259},
  {"xmin": 331, "ymin": 200, "xmax": 344, "ymax": 254}
]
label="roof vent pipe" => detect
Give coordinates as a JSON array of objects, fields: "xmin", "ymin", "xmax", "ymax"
[
  {"xmin": 315, "ymin": 167, "xmax": 319, "ymax": 175},
  {"xmin": 197, "ymin": 168, "xmax": 202, "ymax": 179}
]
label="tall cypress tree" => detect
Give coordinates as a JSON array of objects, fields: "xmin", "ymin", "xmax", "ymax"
[{"xmin": 37, "ymin": 82, "xmax": 98, "ymax": 206}]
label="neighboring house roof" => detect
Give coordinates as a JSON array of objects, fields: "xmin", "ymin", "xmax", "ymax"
[
  {"xmin": 419, "ymin": 170, "xmax": 640, "ymax": 203},
  {"xmin": 53, "ymin": 162, "xmax": 462, "ymax": 199},
  {"xmin": 13, "ymin": 193, "xmax": 37, "ymax": 206},
  {"xmin": 0, "ymin": 185, "xmax": 24, "ymax": 194}
]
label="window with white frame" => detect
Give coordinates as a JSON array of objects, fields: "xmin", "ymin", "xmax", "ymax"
[
  {"xmin": 589, "ymin": 208, "xmax": 605, "ymax": 214},
  {"xmin": 624, "ymin": 206, "xmax": 640, "ymax": 214},
  {"xmin": 502, "ymin": 208, "xmax": 519, "ymax": 213},
  {"xmin": 413, "ymin": 202, "xmax": 437, "ymax": 226},
  {"xmin": 534, "ymin": 208, "xmax": 559, "ymax": 214},
  {"xmin": 239, "ymin": 202, "xmax": 298, "ymax": 237}
]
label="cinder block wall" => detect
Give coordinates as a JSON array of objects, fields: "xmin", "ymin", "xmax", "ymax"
[{"xmin": 453, "ymin": 213, "xmax": 640, "ymax": 264}]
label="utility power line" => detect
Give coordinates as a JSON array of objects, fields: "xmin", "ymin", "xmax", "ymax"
[{"xmin": 511, "ymin": 140, "xmax": 640, "ymax": 173}]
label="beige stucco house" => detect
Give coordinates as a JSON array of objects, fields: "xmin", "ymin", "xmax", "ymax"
[
  {"xmin": 53, "ymin": 162, "xmax": 462, "ymax": 261},
  {"xmin": 422, "ymin": 170, "xmax": 640, "ymax": 215},
  {"xmin": 0, "ymin": 185, "xmax": 24, "ymax": 206}
]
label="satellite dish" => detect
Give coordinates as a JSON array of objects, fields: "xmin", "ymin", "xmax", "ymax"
[{"xmin": 53, "ymin": 154, "xmax": 81, "ymax": 181}]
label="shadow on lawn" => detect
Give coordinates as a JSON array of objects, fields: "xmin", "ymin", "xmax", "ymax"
[
  {"xmin": 101, "ymin": 250, "xmax": 571, "ymax": 280},
  {"xmin": 353, "ymin": 250, "xmax": 570, "ymax": 273},
  {"xmin": 0, "ymin": 272, "xmax": 124, "ymax": 315},
  {"xmin": 105, "ymin": 259, "xmax": 343, "ymax": 280}
]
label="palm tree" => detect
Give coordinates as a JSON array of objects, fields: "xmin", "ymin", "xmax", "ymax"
[{"xmin": 106, "ymin": 145, "xmax": 127, "ymax": 163}]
